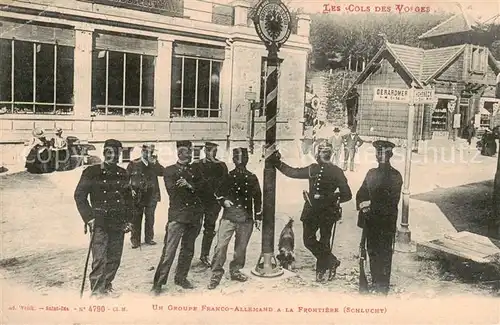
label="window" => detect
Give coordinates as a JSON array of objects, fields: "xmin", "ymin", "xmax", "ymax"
[
  {"xmin": 91, "ymin": 50, "xmax": 156, "ymax": 116},
  {"xmin": 171, "ymin": 56, "xmax": 222, "ymax": 118},
  {"xmin": 259, "ymin": 57, "xmax": 283, "ymax": 116},
  {"xmin": 0, "ymin": 39, "xmax": 74, "ymax": 114},
  {"xmin": 431, "ymin": 99, "xmax": 449, "ymax": 131},
  {"xmin": 471, "ymin": 46, "xmax": 487, "ymax": 74}
]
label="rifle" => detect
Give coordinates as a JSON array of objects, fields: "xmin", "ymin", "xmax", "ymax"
[
  {"xmin": 80, "ymin": 223, "xmax": 96, "ymax": 298},
  {"xmin": 359, "ymin": 222, "xmax": 369, "ymax": 294}
]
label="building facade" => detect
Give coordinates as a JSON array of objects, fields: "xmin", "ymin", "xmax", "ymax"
[
  {"xmin": 342, "ymin": 10, "xmax": 500, "ymax": 144},
  {"xmin": 0, "ymin": 0, "xmax": 311, "ymax": 164}
]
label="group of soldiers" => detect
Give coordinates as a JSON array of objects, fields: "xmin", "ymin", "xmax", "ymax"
[{"xmin": 74, "ymin": 135, "xmax": 402, "ymax": 298}]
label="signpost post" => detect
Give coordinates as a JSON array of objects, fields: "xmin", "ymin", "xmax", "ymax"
[
  {"xmin": 251, "ymin": 0, "xmax": 292, "ymax": 277},
  {"xmin": 245, "ymin": 87, "xmax": 257, "ymax": 154},
  {"xmin": 372, "ymin": 86, "xmax": 436, "ymax": 246}
]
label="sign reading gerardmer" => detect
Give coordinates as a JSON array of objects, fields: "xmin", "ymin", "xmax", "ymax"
[{"xmin": 373, "ymin": 87, "xmax": 435, "ymax": 104}]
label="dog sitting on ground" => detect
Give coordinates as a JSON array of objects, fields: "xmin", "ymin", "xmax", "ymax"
[{"xmin": 276, "ymin": 218, "xmax": 295, "ymax": 271}]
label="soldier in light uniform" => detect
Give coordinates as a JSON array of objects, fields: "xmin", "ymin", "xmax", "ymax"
[
  {"xmin": 152, "ymin": 140, "xmax": 205, "ymax": 295},
  {"xmin": 270, "ymin": 141, "xmax": 352, "ymax": 282},
  {"xmin": 329, "ymin": 127, "xmax": 343, "ymax": 166},
  {"xmin": 342, "ymin": 128, "xmax": 363, "ymax": 172},
  {"xmin": 127, "ymin": 144, "xmax": 164, "ymax": 248},
  {"xmin": 356, "ymin": 140, "xmax": 403, "ymax": 295},
  {"xmin": 74, "ymin": 139, "xmax": 134, "ymax": 297},
  {"xmin": 208, "ymin": 148, "xmax": 262, "ymax": 289},
  {"xmin": 191, "ymin": 142, "xmax": 228, "ymax": 267}
]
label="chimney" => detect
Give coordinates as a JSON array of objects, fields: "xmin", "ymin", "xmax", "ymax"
[{"xmin": 232, "ymin": 0, "xmax": 251, "ymax": 26}]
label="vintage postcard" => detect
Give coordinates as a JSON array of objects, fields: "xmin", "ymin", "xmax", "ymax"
[{"xmin": 1, "ymin": 0, "xmax": 500, "ymax": 323}]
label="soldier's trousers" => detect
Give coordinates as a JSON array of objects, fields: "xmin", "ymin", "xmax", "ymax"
[
  {"xmin": 343, "ymin": 149, "xmax": 356, "ymax": 171},
  {"xmin": 366, "ymin": 230, "xmax": 394, "ymax": 295},
  {"xmin": 200, "ymin": 203, "xmax": 222, "ymax": 257},
  {"xmin": 89, "ymin": 226, "xmax": 125, "ymax": 295},
  {"xmin": 153, "ymin": 221, "xmax": 201, "ymax": 287},
  {"xmin": 302, "ymin": 218, "xmax": 338, "ymax": 272},
  {"xmin": 211, "ymin": 219, "xmax": 253, "ymax": 280},
  {"xmin": 131, "ymin": 201, "xmax": 157, "ymax": 245}
]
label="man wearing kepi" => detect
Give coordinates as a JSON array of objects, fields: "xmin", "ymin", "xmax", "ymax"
[
  {"xmin": 152, "ymin": 140, "xmax": 205, "ymax": 295},
  {"xmin": 270, "ymin": 141, "xmax": 352, "ymax": 282},
  {"xmin": 208, "ymin": 147, "xmax": 262, "ymax": 290},
  {"xmin": 74, "ymin": 139, "xmax": 134, "ymax": 298},
  {"xmin": 191, "ymin": 142, "xmax": 228, "ymax": 267},
  {"xmin": 127, "ymin": 144, "xmax": 164, "ymax": 249},
  {"xmin": 356, "ymin": 140, "xmax": 403, "ymax": 295}
]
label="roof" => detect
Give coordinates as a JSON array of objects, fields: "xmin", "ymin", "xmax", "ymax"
[
  {"xmin": 421, "ymin": 45, "xmax": 466, "ymax": 81},
  {"xmin": 387, "ymin": 43, "xmax": 425, "ymax": 79},
  {"xmin": 341, "ymin": 41, "xmax": 496, "ymax": 100},
  {"xmin": 418, "ymin": 9, "xmax": 478, "ymax": 40}
]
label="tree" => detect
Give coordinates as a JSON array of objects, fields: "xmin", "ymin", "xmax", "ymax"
[{"xmin": 309, "ymin": 12, "xmax": 453, "ymax": 70}]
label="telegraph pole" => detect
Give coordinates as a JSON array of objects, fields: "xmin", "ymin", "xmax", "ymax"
[{"xmin": 251, "ymin": 0, "xmax": 292, "ymax": 277}]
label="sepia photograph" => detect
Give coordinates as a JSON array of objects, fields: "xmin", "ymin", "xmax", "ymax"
[{"xmin": 0, "ymin": 0, "xmax": 500, "ymax": 323}]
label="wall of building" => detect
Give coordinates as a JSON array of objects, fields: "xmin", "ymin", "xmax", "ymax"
[
  {"xmin": 357, "ymin": 56, "xmax": 422, "ymax": 142},
  {"xmin": 0, "ymin": 0, "xmax": 311, "ymax": 165}
]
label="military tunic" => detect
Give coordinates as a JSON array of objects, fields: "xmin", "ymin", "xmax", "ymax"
[
  {"xmin": 74, "ymin": 162, "xmax": 134, "ymax": 295},
  {"xmin": 153, "ymin": 162, "xmax": 205, "ymax": 288},
  {"xmin": 277, "ymin": 161, "xmax": 352, "ymax": 272},
  {"xmin": 127, "ymin": 158, "xmax": 164, "ymax": 245},
  {"xmin": 211, "ymin": 167, "xmax": 262, "ymax": 279},
  {"xmin": 356, "ymin": 164, "xmax": 403, "ymax": 295},
  {"xmin": 191, "ymin": 158, "xmax": 228, "ymax": 257}
]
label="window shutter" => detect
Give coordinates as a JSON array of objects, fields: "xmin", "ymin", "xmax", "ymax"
[
  {"xmin": 481, "ymin": 48, "xmax": 488, "ymax": 72},
  {"xmin": 0, "ymin": 19, "xmax": 74, "ymax": 46},
  {"xmin": 173, "ymin": 42, "xmax": 225, "ymax": 60},
  {"xmin": 94, "ymin": 32, "xmax": 158, "ymax": 56}
]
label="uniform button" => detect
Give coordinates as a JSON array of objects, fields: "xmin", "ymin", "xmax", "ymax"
[
  {"xmin": 103, "ymin": 190, "xmax": 107, "ymax": 193},
  {"xmin": 238, "ymin": 187, "xmax": 241, "ymax": 190},
  {"xmin": 245, "ymin": 182, "xmax": 248, "ymax": 185},
  {"xmin": 116, "ymin": 191, "xmax": 119, "ymax": 193},
  {"xmin": 233, "ymin": 175, "xmax": 236, "ymax": 178},
  {"xmin": 103, "ymin": 180, "xmax": 107, "ymax": 183},
  {"xmin": 104, "ymin": 200, "xmax": 107, "ymax": 203},
  {"xmin": 186, "ymin": 203, "xmax": 189, "ymax": 206},
  {"xmin": 116, "ymin": 200, "xmax": 120, "ymax": 203},
  {"xmin": 316, "ymin": 188, "xmax": 320, "ymax": 190},
  {"xmin": 245, "ymin": 198, "xmax": 248, "ymax": 201}
]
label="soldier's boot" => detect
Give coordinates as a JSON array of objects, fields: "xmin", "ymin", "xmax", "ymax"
[
  {"xmin": 230, "ymin": 272, "xmax": 248, "ymax": 282},
  {"xmin": 328, "ymin": 260, "xmax": 341, "ymax": 281},
  {"xmin": 316, "ymin": 270, "xmax": 326, "ymax": 283},
  {"xmin": 200, "ymin": 231, "xmax": 215, "ymax": 267},
  {"xmin": 151, "ymin": 285, "xmax": 163, "ymax": 296},
  {"xmin": 174, "ymin": 278, "xmax": 195, "ymax": 289},
  {"xmin": 207, "ymin": 276, "xmax": 221, "ymax": 290}
]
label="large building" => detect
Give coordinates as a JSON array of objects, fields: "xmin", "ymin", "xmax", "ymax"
[{"xmin": 0, "ymin": 0, "xmax": 311, "ymax": 164}]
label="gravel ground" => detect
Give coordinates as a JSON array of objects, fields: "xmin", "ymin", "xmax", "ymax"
[{"xmin": 1, "ymin": 140, "xmax": 499, "ymax": 301}]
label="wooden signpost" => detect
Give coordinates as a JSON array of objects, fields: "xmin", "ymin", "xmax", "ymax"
[{"xmin": 372, "ymin": 86, "xmax": 436, "ymax": 245}]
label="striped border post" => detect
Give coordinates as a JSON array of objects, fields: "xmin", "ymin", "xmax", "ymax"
[
  {"xmin": 252, "ymin": 51, "xmax": 284, "ymax": 277},
  {"xmin": 262, "ymin": 53, "xmax": 279, "ymax": 260}
]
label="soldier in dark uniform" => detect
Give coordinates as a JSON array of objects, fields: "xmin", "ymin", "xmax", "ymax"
[
  {"xmin": 191, "ymin": 142, "xmax": 228, "ymax": 267},
  {"xmin": 270, "ymin": 141, "xmax": 352, "ymax": 282},
  {"xmin": 356, "ymin": 140, "xmax": 403, "ymax": 295},
  {"xmin": 127, "ymin": 144, "xmax": 164, "ymax": 248},
  {"xmin": 207, "ymin": 148, "xmax": 262, "ymax": 289},
  {"xmin": 74, "ymin": 139, "xmax": 134, "ymax": 297},
  {"xmin": 152, "ymin": 140, "xmax": 205, "ymax": 295}
]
